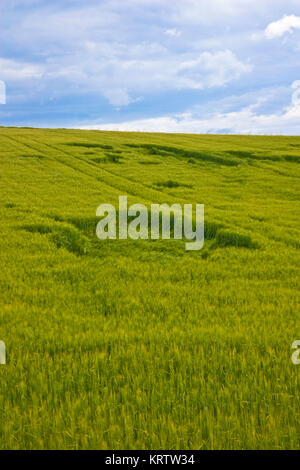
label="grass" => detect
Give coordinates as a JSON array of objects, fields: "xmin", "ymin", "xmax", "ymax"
[{"xmin": 0, "ymin": 127, "xmax": 299, "ymax": 450}]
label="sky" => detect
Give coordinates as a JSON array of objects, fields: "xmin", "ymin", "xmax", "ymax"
[{"xmin": 1, "ymin": 0, "xmax": 300, "ymax": 134}]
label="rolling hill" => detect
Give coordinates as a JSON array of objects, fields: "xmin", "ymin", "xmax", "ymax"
[{"xmin": 0, "ymin": 127, "xmax": 299, "ymax": 449}]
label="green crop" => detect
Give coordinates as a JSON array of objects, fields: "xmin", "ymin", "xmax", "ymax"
[{"xmin": 0, "ymin": 127, "xmax": 299, "ymax": 449}]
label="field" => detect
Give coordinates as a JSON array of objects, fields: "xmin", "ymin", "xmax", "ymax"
[{"xmin": 0, "ymin": 127, "xmax": 299, "ymax": 449}]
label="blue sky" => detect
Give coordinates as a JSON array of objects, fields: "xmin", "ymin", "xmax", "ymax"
[{"xmin": 1, "ymin": 0, "xmax": 300, "ymax": 134}]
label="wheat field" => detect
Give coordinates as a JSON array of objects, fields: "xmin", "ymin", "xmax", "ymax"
[{"xmin": 0, "ymin": 127, "xmax": 299, "ymax": 449}]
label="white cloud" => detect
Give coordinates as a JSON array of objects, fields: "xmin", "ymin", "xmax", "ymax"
[
  {"xmin": 2, "ymin": 0, "xmax": 300, "ymax": 126},
  {"xmin": 73, "ymin": 49, "xmax": 250, "ymax": 101},
  {"xmin": 0, "ymin": 58, "xmax": 43, "ymax": 81},
  {"xmin": 165, "ymin": 28, "xmax": 181, "ymax": 37},
  {"xmin": 291, "ymin": 80, "xmax": 300, "ymax": 105},
  {"xmin": 265, "ymin": 15, "xmax": 300, "ymax": 39},
  {"xmin": 103, "ymin": 88, "xmax": 133, "ymax": 107},
  {"xmin": 169, "ymin": 0, "xmax": 279, "ymax": 27},
  {"xmin": 80, "ymin": 81, "xmax": 300, "ymax": 135},
  {"xmin": 178, "ymin": 50, "xmax": 252, "ymax": 88},
  {"xmin": 0, "ymin": 47, "xmax": 251, "ymax": 107},
  {"xmin": 0, "ymin": 0, "xmax": 255, "ymax": 107}
]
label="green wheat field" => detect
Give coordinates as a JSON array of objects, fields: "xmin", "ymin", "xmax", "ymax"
[{"xmin": 0, "ymin": 127, "xmax": 299, "ymax": 449}]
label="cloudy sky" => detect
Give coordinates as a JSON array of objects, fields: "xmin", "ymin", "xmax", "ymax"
[{"xmin": 1, "ymin": 0, "xmax": 300, "ymax": 134}]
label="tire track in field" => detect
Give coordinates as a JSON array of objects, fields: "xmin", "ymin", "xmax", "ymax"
[
  {"xmin": 3, "ymin": 131, "xmax": 265, "ymax": 247},
  {"xmin": 25, "ymin": 134, "xmax": 185, "ymax": 205},
  {"xmin": 5, "ymin": 129, "xmax": 203, "ymax": 206},
  {"xmin": 3, "ymin": 134, "xmax": 122, "ymax": 199},
  {"xmin": 4, "ymin": 132, "xmax": 168, "ymax": 204},
  {"xmin": 50, "ymin": 129, "xmax": 207, "ymax": 203}
]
